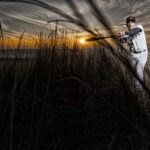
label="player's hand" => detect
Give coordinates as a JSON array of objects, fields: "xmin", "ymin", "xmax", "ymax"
[{"xmin": 114, "ymin": 32, "xmax": 125, "ymax": 38}]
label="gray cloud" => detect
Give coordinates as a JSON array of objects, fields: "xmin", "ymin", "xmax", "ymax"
[{"xmin": 0, "ymin": 0, "xmax": 149, "ymax": 37}]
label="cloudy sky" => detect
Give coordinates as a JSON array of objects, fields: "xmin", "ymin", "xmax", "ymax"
[{"xmin": 0, "ymin": 0, "xmax": 150, "ymax": 45}]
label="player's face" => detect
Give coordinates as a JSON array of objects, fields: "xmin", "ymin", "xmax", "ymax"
[{"xmin": 126, "ymin": 21, "xmax": 135, "ymax": 29}]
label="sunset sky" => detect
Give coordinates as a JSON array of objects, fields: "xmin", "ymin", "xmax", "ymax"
[{"xmin": 0, "ymin": 0, "xmax": 150, "ymax": 47}]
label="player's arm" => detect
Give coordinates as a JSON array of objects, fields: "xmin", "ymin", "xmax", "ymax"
[{"xmin": 124, "ymin": 27, "xmax": 142, "ymax": 36}]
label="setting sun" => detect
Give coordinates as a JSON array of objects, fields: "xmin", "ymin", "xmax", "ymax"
[{"xmin": 79, "ymin": 38, "xmax": 86, "ymax": 44}]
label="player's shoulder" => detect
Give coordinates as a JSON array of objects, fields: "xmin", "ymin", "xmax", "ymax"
[{"xmin": 135, "ymin": 24, "xmax": 143, "ymax": 30}]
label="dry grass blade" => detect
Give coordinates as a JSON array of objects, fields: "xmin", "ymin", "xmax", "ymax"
[
  {"xmin": 17, "ymin": 31, "xmax": 25, "ymax": 50},
  {"xmin": 0, "ymin": 22, "xmax": 4, "ymax": 40}
]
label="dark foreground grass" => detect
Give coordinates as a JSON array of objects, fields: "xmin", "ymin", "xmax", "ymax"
[{"xmin": 0, "ymin": 44, "xmax": 150, "ymax": 150}]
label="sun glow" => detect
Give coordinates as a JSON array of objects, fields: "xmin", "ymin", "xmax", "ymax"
[{"xmin": 79, "ymin": 38, "xmax": 86, "ymax": 44}]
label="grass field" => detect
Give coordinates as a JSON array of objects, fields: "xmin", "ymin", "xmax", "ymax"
[{"xmin": 0, "ymin": 36, "xmax": 150, "ymax": 149}]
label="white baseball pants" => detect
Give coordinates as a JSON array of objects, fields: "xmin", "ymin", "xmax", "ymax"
[{"xmin": 131, "ymin": 50, "xmax": 148, "ymax": 91}]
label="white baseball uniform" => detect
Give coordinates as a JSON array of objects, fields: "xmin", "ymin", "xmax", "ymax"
[{"xmin": 120, "ymin": 24, "xmax": 148, "ymax": 91}]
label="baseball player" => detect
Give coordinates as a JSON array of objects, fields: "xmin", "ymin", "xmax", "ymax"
[{"xmin": 116, "ymin": 16, "xmax": 148, "ymax": 92}]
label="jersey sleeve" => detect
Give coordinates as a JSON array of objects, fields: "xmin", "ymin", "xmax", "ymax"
[
  {"xmin": 118, "ymin": 25, "xmax": 143, "ymax": 44},
  {"xmin": 124, "ymin": 25, "xmax": 143, "ymax": 37}
]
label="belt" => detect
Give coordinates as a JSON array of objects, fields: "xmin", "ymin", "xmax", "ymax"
[{"xmin": 132, "ymin": 50, "xmax": 146, "ymax": 53}]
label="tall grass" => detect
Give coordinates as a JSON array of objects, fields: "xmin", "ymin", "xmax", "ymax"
[
  {"xmin": 0, "ymin": 0, "xmax": 150, "ymax": 150},
  {"xmin": 0, "ymin": 30, "xmax": 150, "ymax": 149}
]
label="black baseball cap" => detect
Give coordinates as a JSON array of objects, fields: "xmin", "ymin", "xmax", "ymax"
[{"xmin": 126, "ymin": 16, "xmax": 136, "ymax": 23}]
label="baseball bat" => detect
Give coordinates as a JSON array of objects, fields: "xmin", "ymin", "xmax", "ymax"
[{"xmin": 85, "ymin": 35, "xmax": 115, "ymax": 42}]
